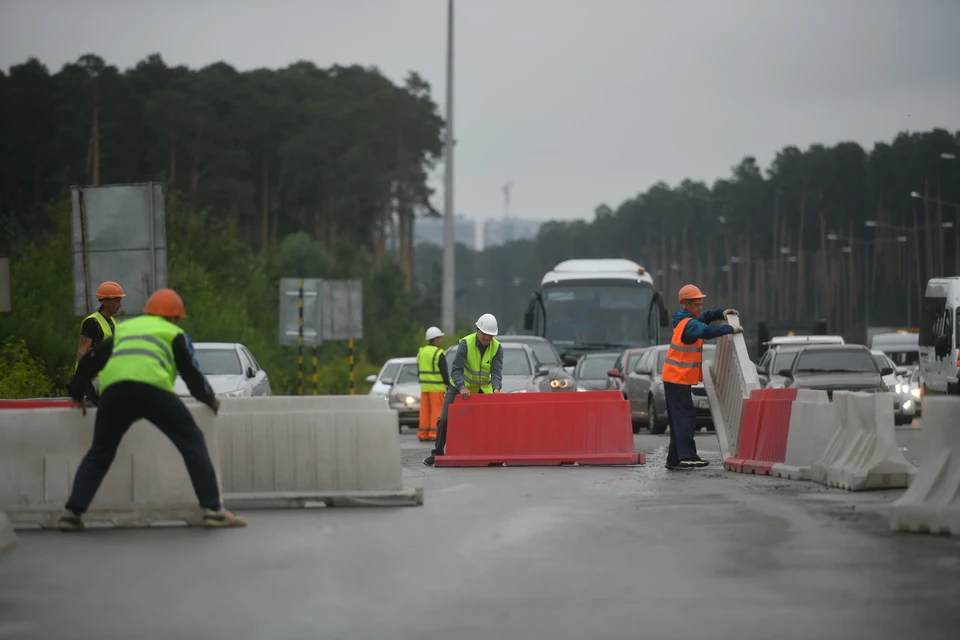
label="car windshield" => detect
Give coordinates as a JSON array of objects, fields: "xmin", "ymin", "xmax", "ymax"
[
  {"xmin": 772, "ymin": 347, "xmax": 803, "ymax": 374},
  {"xmin": 526, "ymin": 342, "xmax": 561, "ymax": 366},
  {"xmin": 502, "ymin": 349, "xmax": 532, "ymax": 376},
  {"xmin": 883, "ymin": 350, "xmax": 920, "ymax": 366},
  {"xmin": 655, "ymin": 345, "xmax": 716, "ymax": 373},
  {"xmin": 872, "ymin": 353, "xmax": 895, "ymax": 372},
  {"xmin": 795, "ymin": 349, "xmax": 877, "ymax": 374},
  {"xmin": 194, "ymin": 348, "xmax": 243, "ymax": 375},
  {"xmin": 578, "ymin": 354, "xmax": 620, "ymax": 379},
  {"xmin": 379, "ymin": 362, "xmax": 401, "ymax": 382},
  {"xmin": 394, "ymin": 364, "xmax": 420, "ymax": 385},
  {"xmin": 541, "ymin": 282, "xmax": 656, "ymax": 349}
]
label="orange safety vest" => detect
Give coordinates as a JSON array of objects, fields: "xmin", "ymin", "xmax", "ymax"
[{"xmin": 662, "ymin": 317, "xmax": 703, "ymax": 385}]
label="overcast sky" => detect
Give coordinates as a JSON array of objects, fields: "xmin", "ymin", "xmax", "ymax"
[{"xmin": 2, "ymin": 0, "xmax": 958, "ymax": 224}]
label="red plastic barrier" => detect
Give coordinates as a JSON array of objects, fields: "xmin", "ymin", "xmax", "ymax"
[
  {"xmin": 0, "ymin": 399, "xmax": 72, "ymax": 409},
  {"xmin": 725, "ymin": 388, "xmax": 798, "ymax": 475},
  {"xmin": 434, "ymin": 390, "xmax": 645, "ymax": 467}
]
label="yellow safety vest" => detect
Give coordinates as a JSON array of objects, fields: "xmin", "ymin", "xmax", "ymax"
[
  {"xmin": 99, "ymin": 315, "xmax": 183, "ymax": 394},
  {"xmin": 461, "ymin": 333, "xmax": 500, "ymax": 394},
  {"xmin": 417, "ymin": 345, "xmax": 446, "ymax": 392},
  {"xmin": 75, "ymin": 311, "xmax": 116, "ymax": 374}
]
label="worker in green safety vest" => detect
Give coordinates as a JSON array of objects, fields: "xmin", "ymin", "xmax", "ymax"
[
  {"xmin": 423, "ymin": 313, "xmax": 503, "ymax": 467},
  {"xmin": 61, "ymin": 288, "xmax": 246, "ymax": 532},
  {"xmin": 76, "ymin": 281, "xmax": 125, "ymax": 407},
  {"xmin": 416, "ymin": 326, "xmax": 451, "ymax": 442}
]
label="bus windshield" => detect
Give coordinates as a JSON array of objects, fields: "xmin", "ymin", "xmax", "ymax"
[{"xmin": 541, "ymin": 281, "xmax": 655, "ymax": 349}]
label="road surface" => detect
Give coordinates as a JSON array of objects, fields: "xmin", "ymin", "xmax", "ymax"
[{"xmin": 1, "ymin": 428, "xmax": 958, "ymax": 640}]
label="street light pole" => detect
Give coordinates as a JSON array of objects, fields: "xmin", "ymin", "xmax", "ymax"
[
  {"xmin": 865, "ymin": 220, "xmax": 876, "ymax": 337},
  {"xmin": 441, "ymin": 0, "xmax": 456, "ymax": 335}
]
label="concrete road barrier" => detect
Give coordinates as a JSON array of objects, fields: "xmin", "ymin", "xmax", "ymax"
[
  {"xmin": 770, "ymin": 391, "xmax": 835, "ymax": 480},
  {"xmin": 889, "ymin": 397, "xmax": 960, "ymax": 536},
  {"xmin": 810, "ymin": 391, "xmax": 917, "ymax": 491},
  {"xmin": 0, "ymin": 405, "xmax": 223, "ymax": 528},
  {"xmin": 0, "ymin": 511, "xmax": 16, "ymax": 554},
  {"xmin": 211, "ymin": 396, "xmax": 421, "ymax": 508}
]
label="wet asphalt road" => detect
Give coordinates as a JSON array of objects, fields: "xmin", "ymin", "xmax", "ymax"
[{"xmin": 1, "ymin": 426, "xmax": 958, "ymax": 640}]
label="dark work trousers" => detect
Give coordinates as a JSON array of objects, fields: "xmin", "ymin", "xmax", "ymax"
[
  {"xmin": 663, "ymin": 380, "xmax": 699, "ymax": 464},
  {"xmin": 432, "ymin": 387, "xmax": 486, "ymax": 457},
  {"xmin": 65, "ymin": 381, "xmax": 222, "ymax": 514}
]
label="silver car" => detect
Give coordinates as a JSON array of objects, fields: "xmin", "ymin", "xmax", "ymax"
[
  {"xmin": 385, "ymin": 357, "xmax": 421, "ymax": 430},
  {"xmin": 624, "ymin": 344, "xmax": 716, "ymax": 434},
  {"xmin": 174, "ymin": 341, "xmax": 272, "ymax": 398}
]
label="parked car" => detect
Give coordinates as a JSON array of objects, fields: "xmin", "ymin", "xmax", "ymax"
[
  {"xmin": 776, "ymin": 344, "xmax": 892, "ymax": 397},
  {"xmin": 521, "ymin": 364, "xmax": 578, "ymax": 393},
  {"xmin": 497, "ymin": 335, "xmax": 563, "ymax": 369},
  {"xmin": 625, "ymin": 344, "xmax": 716, "ymax": 434},
  {"xmin": 174, "ymin": 342, "xmax": 272, "ymax": 398},
  {"xmin": 573, "ymin": 352, "xmax": 621, "ymax": 391},
  {"xmin": 606, "ymin": 347, "xmax": 648, "ymax": 393}
]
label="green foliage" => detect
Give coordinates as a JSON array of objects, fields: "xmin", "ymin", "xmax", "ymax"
[{"xmin": 0, "ymin": 337, "xmax": 56, "ymax": 399}]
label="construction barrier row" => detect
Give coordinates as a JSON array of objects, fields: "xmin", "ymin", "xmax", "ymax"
[
  {"xmin": 889, "ymin": 397, "xmax": 960, "ymax": 535},
  {"xmin": 0, "ymin": 396, "xmax": 420, "ymax": 529},
  {"xmin": 701, "ymin": 313, "xmax": 761, "ymax": 461},
  {"xmin": 436, "ymin": 390, "xmax": 644, "ymax": 467},
  {"xmin": 0, "ymin": 511, "xmax": 16, "ymax": 554}
]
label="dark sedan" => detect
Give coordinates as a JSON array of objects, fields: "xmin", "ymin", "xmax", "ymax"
[
  {"xmin": 778, "ymin": 344, "xmax": 894, "ymax": 397},
  {"xmin": 573, "ymin": 352, "xmax": 621, "ymax": 391}
]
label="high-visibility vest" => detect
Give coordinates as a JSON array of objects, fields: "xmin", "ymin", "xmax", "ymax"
[
  {"xmin": 661, "ymin": 317, "xmax": 703, "ymax": 385},
  {"xmin": 417, "ymin": 344, "xmax": 446, "ymax": 392},
  {"xmin": 75, "ymin": 311, "xmax": 116, "ymax": 373},
  {"xmin": 99, "ymin": 315, "xmax": 183, "ymax": 394},
  {"xmin": 461, "ymin": 333, "xmax": 500, "ymax": 394}
]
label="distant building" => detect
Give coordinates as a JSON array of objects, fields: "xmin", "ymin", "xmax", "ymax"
[
  {"xmin": 481, "ymin": 218, "xmax": 543, "ymax": 251},
  {"xmin": 411, "ymin": 215, "xmax": 479, "ymax": 251}
]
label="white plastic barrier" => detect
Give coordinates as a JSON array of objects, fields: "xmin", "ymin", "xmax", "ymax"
[
  {"xmin": 810, "ymin": 391, "xmax": 917, "ymax": 491},
  {"xmin": 888, "ymin": 397, "xmax": 960, "ymax": 535},
  {"xmin": 770, "ymin": 391, "xmax": 835, "ymax": 480},
  {"xmin": 702, "ymin": 313, "xmax": 761, "ymax": 460},
  {"xmin": 0, "ymin": 406, "xmax": 223, "ymax": 528},
  {"xmin": 0, "ymin": 511, "xmax": 16, "ymax": 554},
  {"xmin": 210, "ymin": 396, "xmax": 422, "ymax": 508}
]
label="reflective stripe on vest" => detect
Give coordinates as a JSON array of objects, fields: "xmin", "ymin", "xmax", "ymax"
[
  {"xmin": 661, "ymin": 317, "xmax": 703, "ymax": 385},
  {"xmin": 98, "ymin": 315, "xmax": 184, "ymax": 394},
  {"xmin": 461, "ymin": 333, "xmax": 499, "ymax": 394},
  {"xmin": 75, "ymin": 311, "xmax": 116, "ymax": 373},
  {"xmin": 417, "ymin": 345, "xmax": 446, "ymax": 392}
]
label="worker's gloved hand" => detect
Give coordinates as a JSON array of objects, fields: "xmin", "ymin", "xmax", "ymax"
[
  {"xmin": 459, "ymin": 388, "xmax": 471, "ymax": 400},
  {"xmin": 209, "ymin": 399, "xmax": 220, "ymax": 416},
  {"xmin": 731, "ymin": 325, "xmax": 744, "ymax": 334},
  {"xmin": 492, "ymin": 389, "xmax": 501, "ymax": 394},
  {"xmin": 71, "ymin": 399, "xmax": 92, "ymax": 416},
  {"xmin": 723, "ymin": 309, "xmax": 740, "ymax": 319}
]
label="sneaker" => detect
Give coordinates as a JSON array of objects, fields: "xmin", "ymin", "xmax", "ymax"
[
  {"xmin": 678, "ymin": 459, "xmax": 703, "ymax": 469},
  {"xmin": 58, "ymin": 512, "xmax": 85, "ymax": 532},
  {"xmin": 203, "ymin": 508, "xmax": 247, "ymax": 528},
  {"xmin": 423, "ymin": 456, "xmax": 435, "ymax": 467}
]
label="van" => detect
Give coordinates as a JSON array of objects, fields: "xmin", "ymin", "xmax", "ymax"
[
  {"xmin": 918, "ymin": 277, "xmax": 960, "ymax": 395},
  {"xmin": 869, "ymin": 332, "xmax": 919, "ymax": 372}
]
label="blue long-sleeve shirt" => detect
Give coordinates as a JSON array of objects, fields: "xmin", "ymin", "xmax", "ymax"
[
  {"xmin": 450, "ymin": 337, "xmax": 503, "ymax": 391},
  {"xmin": 672, "ymin": 308, "xmax": 736, "ymax": 344}
]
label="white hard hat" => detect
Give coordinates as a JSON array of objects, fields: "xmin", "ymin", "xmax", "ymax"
[
  {"xmin": 425, "ymin": 326, "xmax": 444, "ymax": 341},
  {"xmin": 475, "ymin": 313, "xmax": 499, "ymax": 336}
]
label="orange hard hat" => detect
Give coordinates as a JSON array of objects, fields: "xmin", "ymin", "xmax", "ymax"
[
  {"xmin": 96, "ymin": 281, "xmax": 126, "ymax": 300},
  {"xmin": 143, "ymin": 288, "xmax": 187, "ymax": 318},
  {"xmin": 678, "ymin": 284, "xmax": 706, "ymax": 304}
]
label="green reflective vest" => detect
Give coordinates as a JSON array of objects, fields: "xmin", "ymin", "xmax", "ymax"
[
  {"xmin": 99, "ymin": 315, "xmax": 183, "ymax": 394},
  {"xmin": 461, "ymin": 332, "xmax": 500, "ymax": 394},
  {"xmin": 417, "ymin": 344, "xmax": 446, "ymax": 392},
  {"xmin": 75, "ymin": 311, "xmax": 116, "ymax": 373}
]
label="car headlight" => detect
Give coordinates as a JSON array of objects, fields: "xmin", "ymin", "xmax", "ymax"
[
  {"xmin": 395, "ymin": 393, "xmax": 418, "ymax": 405},
  {"xmin": 217, "ymin": 389, "xmax": 245, "ymax": 398},
  {"xmin": 911, "ymin": 388, "xmax": 921, "ymax": 399},
  {"xmin": 903, "ymin": 399, "xmax": 913, "ymax": 411},
  {"xmin": 576, "ymin": 387, "xmax": 588, "ymax": 392},
  {"xmin": 895, "ymin": 383, "xmax": 902, "ymax": 395}
]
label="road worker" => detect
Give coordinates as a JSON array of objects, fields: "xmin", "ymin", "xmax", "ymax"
[
  {"xmin": 423, "ymin": 313, "xmax": 503, "ymax": 467},
  {"xmin": 76, "ymin": 281, "xmax": 125, "ymax": 407},
  {"xmin": 417, "ymin": 326, "xmax": 451, "ymax": 442},
  {"xmin": 60, "ymin": 288, "xmax": 246, "ymax": 531},
  {"xmin": 662, "ymin": 284, "xmax": 742, "ymax": 470}
]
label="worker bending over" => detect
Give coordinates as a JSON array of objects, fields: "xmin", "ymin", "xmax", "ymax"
[
  {"xmin": 423, "ymin": 313, "xmax": 502, "ymax": 467},
  {"xmin": 662, "ymin": 284, "xmax": 742, "ymax": 470},
  {"xmin": 61, "ymin": 288, "xmax": 246, "ymax": 531},
  {"xmin": 417, "ymin": 326, "xmax": 451, "ymax": 442}
]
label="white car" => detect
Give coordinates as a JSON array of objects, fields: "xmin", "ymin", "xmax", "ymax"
[{"xmin": 174, "ymin": 342, "xmax": 272, "ymax": 398}]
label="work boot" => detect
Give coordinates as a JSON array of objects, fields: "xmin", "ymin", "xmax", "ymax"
[
  {"xmin": 679, "ymin": 458, "xmax": 707, "ymax": 469},
  {"xmin": 203, "ymin": 508, "xmax": 247, "ymax": 528},
  {"xmin": 423, "ymin": 455, "xmax": 435, "ymax": 467},
  {"xmin": 58, "ymin": 512, "xmax": 85, "ymax": 532}
]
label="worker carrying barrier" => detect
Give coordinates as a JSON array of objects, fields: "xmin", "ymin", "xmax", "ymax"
[
  {"xmin": 723, "ymin": 388, "xmax": 830, "ymax": 475},
  {"xmin": 701, "ymin": 313, "xmax": 761, "ymax": 461},
  {"xmin": 211, "ymin": 396, "xmax": 423, "ymax": 508},
  {"xmin": 889, "ymin": 397, "xmax": 960, "ymax": 536},
  {"xmin": 0, "ymin": 511, "xmax": 16, "ymax": 554},
  {"xmin": 810, "ymin": 391, "xmax": 917, "ymax": 491},
  {"xmin": 0, "ymin": 405, "xmax": 225, "ymax": 528},
  {"xmin": 433, "ymin": 390, "xmax": 645, "ymax": 467}
]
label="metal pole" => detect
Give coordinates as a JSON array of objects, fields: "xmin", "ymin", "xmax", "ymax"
[
  {"xmin": 907, "ymin": 247, "xmax": 911, "ymax": 327},
  {"xmin": 348, "ymin": 339, "xmax": 355, "ymax": 395},
  {"xmin": 441, "ymin": 0, "xmax": 456, "ymax": 335},
  {"xmin": 312, "ymin": 345, "xmax": 318, "ymax": 395},
  {"xmin": 298, "ymin": 278, "xmax": 304, "ymax": 395}
]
